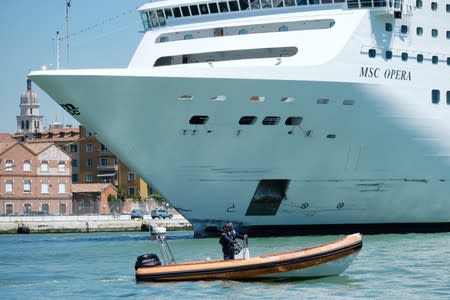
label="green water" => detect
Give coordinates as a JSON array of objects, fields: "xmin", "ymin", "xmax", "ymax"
[{"xmin": 0, "ymin": 231, "xmax": 449, "ymax": 299}]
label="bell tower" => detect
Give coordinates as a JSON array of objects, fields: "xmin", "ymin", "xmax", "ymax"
[{"xmin": 16, "ymin": 78, "xmax": 44, "ymax": 139}]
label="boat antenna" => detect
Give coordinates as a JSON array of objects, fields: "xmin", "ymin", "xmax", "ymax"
[{"xmin": 65, "ymin": 0, "xmax": 71, "ymax": 66}]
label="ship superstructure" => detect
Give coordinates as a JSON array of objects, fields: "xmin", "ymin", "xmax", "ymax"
[{"xmin": 30, "ymin": 0, "xmax": 450, "ymax": 237}]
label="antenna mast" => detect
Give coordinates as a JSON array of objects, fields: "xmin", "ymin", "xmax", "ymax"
[{"xmin": 66, "ymin": 0, "xmax": 71, "ymax": 66}]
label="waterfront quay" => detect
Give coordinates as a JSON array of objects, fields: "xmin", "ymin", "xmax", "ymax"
[{"xmin": 0, "ymin": 213, "xmax": 191, "ymax": 234}]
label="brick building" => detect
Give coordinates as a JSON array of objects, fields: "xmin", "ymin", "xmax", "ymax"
[
  {"xmin": 0, "ymin": 134, "xmax": 72, "ymax": 215},
  {"xmin": 72, "ymin": 183, "xmax": 117, "ymax": 215}
]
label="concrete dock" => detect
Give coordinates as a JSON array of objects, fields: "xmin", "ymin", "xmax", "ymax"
[{"xmin": 0, "ymin": 213, "xmax": 192, "ymax": 234}]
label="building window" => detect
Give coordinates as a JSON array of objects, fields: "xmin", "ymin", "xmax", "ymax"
[
  {"xmin": 385, "ymin": 23, "xmax": 392, "ymax": 31},
  {"xmin": 41, "ymin": 203, "xmax": 49, "ymax": 214},
  {"xmin": 100, "ymin": 157, "xmax": 108, "ymax": 166},
  {"xmin": 87, "ymin": 159, "xmax": 93, "ymax": 168},
  {"xmin": 5, "ymin": 203, "xmax": 13, "ymax": 215},
  {"xmin": 368, "ymin": 49, "xmax": 376, "ymax": 58},
  {"xmin": 262, "ymin": 116, "xmax": 280, "ymax": 125},
  {"xmin": 40, "ymin": 161, "xmax": 48, "ymax": 172},
  {"xmin": 431, "ymin": 29, "xmax": 438, "ymax": 38},
  {"xmin": 23, "ymin": 180, "xmax": 31, "ymax": 193},
  {"xmin": 128, "ymin": 187, "xmax": 136, "ymax": 197},
  {"xmin": 432, "ymin": 56, "xmax": 439, "ymax": 64},
  {"xmin": 59, "ymin": 203, "xmax": 67, "ymax": 215},
  {"xmin": 416, "ymin": 27, "xmax": 423, "ymax": 36},
  {"xmin": 431, "ymin": 2, "xmax": 437, "ymax": 11},
  {"xmin": 41, "ymin": 180, "xmax": 49, "ymax": 194},
  {"xmin": 70, "ymin": 144, "xmax": 78, "ymax": 152},
  {"xmin": 401, "ymin": 52, "xmax": 408, "ymax": 61},
  {"xmin": 23, "ymin": 160, "xmax": 31, "ymax": 172},
  {"xmin": 128, "ymin": 172, "xmax": 135, "ymax": 181},
  {"xmin": 385, "ymin": 50, "xmax": 392, "ymax": 59},
  {"xmin": 447, "ymin": 91, "xmax": 450, "ymax": 105},
  {"xmin": 72, "ymin": 159, "xmax": 78, "ymax": 167},
  {"xmin": 58, "ymin": 180, "xmax": 66, "ymax": 194},
  {"xmin": 400, "ymin": 25, "xmax": 408, "ymax": 34},
  {"xmin": 58, "ymin": 161, "xmax": 66, "ymax": 172},
  {"xmin": 86, "ymin": 174, "xmax": 93, "ymax": 183},
  {"xmin": 72, "ymin": 174, "xmax": 79, "ymax": 183},
  {"xmin": 5, "ymin": 160, "xmax": 13, "ymax": 171},
  {"xmin": 23, "ymin": 203, "xmax": 32, "ymax": 214},
  {"xmin": 417, "ymin": 54, "xmax": 424, "ymax": 63},
  {"xmin": 86, "ymin": 144, "xmax": 93, "ymax": 152},
  {"xmin": 432, "ymin": 90, "xmax": 440, "ymax": 104},
  {"xmin": 5, "ymin": 180, "xmax": 13, "ymax": 193}
]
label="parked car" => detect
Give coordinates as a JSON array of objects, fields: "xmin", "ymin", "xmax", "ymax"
[
  {"xmin": 130, "ymin": 209, "xmax": 145, "ymax": 219},
  {"xmin": 151, "ymin": 209, "xmax": 173, "ymax": 219}
]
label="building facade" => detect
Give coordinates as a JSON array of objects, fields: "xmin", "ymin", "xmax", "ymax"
[{"xmin": 0, "ymin": 134, "xmax": 72, "ymax": 215}]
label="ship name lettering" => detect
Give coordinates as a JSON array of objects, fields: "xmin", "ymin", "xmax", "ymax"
[
  {"xmin": 60, "ymin": 103, "xmax": 80, "ymax": 116},
  {"xmin": 360, "ymin": 66, "xmax": 411, "ymax": 81}
]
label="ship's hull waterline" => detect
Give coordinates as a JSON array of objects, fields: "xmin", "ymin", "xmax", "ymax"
[{"xmin": 30, "ymin": 71, "xmax": 450, "ymax": 237}]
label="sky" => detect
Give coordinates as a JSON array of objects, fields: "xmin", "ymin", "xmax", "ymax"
[{"xmin": 0, "ymin": 0, "xmax": 147, "ymax": 133}]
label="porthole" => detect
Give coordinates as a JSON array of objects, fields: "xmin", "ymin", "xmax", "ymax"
[
  {"xmin": 301, "ymin": 202, "xmax": 309, "ymax": 209},
  {"xmin": 317, "ymin": 98, "xmax": 329, "ymax": 104},
  {"xmin": 337, "ymin": 202, "xmax": 344, "ymax": 209},
  {"xmin": 417, "ymin": 54, "xmax": 424, "ymax": 63},
  {"xmin": 189, "ymin": 115, "xmax": 209, "ymax": 125},
  {"xmin": 285, "ymin": 116, "xmax": 303, "ymax": 126},
  {"xmin": 239, "ymin": 116, "xmax": 257, "ymax": 125},
  {"xmin": 280, "ymin": 97, "xmax": 295, "ymax": 103},
  {"xmin": 343, "ymin": 99, "xmax": 355, "ymax": 105},
  {"xmin": 250, "ymin": 96, "xmax": 265, "ymax": 102},
  {"xmin": 432, "ymin": 90, "xmax": 440, "ymax": 104},
  {"xmin": 327, "ymin": 134, "xmax": 336, "ymax": 139},
  {"xmin": 385, "ymin": 50, "xmax": 392, "ymax": 60},
  {"xmin": 401, "ymin": 52, "xmax": 408, "ymax": 61},
  {"xmin": 262, "ymin": 116, "xmax": 280, "ymax": 125}
]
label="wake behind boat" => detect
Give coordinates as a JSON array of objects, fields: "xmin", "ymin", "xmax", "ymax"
[{"xmin": 135, "ymin": 228, "xmax": 362, "ymax": 281}]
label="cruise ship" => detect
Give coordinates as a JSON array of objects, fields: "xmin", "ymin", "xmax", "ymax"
[{"xmin": 30, "ymin": 0, "xmax": 450, "ymax": 237}]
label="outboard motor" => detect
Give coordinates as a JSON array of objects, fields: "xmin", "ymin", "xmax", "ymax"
[{"xmin": 135, "ymin": 253, "xmax": 161, "ymax": 270}]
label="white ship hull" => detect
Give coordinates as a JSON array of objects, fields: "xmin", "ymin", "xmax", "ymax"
[{"xmin": 30, "ymin": 1, "xmax": 450, "ymax": 237}]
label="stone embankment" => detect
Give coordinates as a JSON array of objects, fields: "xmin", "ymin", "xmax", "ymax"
[{"xmin": 0, "ymin": 213, "xmax": 191, "ymax": 234}]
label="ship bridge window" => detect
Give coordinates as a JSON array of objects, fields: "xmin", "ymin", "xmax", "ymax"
[
  {"xmin": 285, "ymin": 0, "xmax": 295, "ymax": 6},
  {"xmin": 262, "ymin": 0, "xmax": 273, "ymax": 8},
  {"xmin": 239, "ymin": 0, "xmax": 250, "ymax": 10},
  {"xmin": 181, "ymin": 6, "xmax": 190, "ymax": 17},
  {"xmin": 262, "ymin": 116, "xmax": 280, "ymax": 125},
  {"xmin": 150, "ymin": 11, "xmax": 158, "ymax": 27},
  {"xmin": 219, "ymin": 2, "xmax": 229, "ymax": 12},
  {"xmin": 199, "ymin": 4, "xmax": 209, "ymax": 14},
  {"xmin": 229, "ymin": 1, "xmax": 239, "ymax": 11},
  {"xmin": 209, "ymin": 3, "xmax": 219, "ymax": 13},
  {"xmin": 251, "ymin": 0, "xmax": 261, "ymax": 9},
  {"xmin": 165, "ymin": 8, "xmax": 173, "ymax": 19},
  {"xmin": 285, "ymin": 116, "xmax": 303, "ymax": 125},
  {"xmin": 157, "ymin": 10, "xmax": 166, "ymax": 26},
  {"xmin": 189, "ymin": 115, "xmax": 209, "ymax": 125},
  {"xmin": 140, "ymin": 12, "xmax": 150, "ymax": 30},
  {"xmin": 432, "ymin": 90, "xmax": 440, "ymax": 104},
  {"xmin": 190, "ymin": 5, "xmax": 200, "ymax": 15},
  {"xmin": 173, "ymin": 7, "xmax": 182, "ymax": 18},
  {"xmin": 239, "ymin": 116, "xmax": 257, "ymax": 125}
]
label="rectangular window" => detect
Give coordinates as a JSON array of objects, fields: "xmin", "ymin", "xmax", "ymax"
[
  {"xmin": 416, "ymin": 27, "xmax": 423, "ymax": 36},
  {"xmin": 72, "ymin": 159, "xmax": 78, "ymax": 167},
  {"xmin": 385, "ymin": 50, "xmax": 393, "ymax": 59},
  {"xmin": 431, "ymin": 2, "xmax": 437, "ymax": 10},
  {"xmin": 23, "ymin": 160, "xmax": 31, "ymax": 172},
  {"xmin": 5, "ymin": 160, "xmax": 13, "ymax": 171},
  {"xmin": 70, "ymin": 144, "xmax": 78, "ymax": 153},
  {"xmin": 86, "ymin": 144, "xmax": 93, "ymax": 152},
  {"xmin": 87, "ymin": 159, "xmax": 93, "ymax": 167},
  {"xmin": 5, "ymin": 203, "xmax": 13, "ymax": 215},
  {"xmin": 40, "ymin": 161, "xmax": 48, "ymax": 172},
  {"xmin": 41, "ymin": 180, "xmax": 49, "ymax": 194},
  {"xmin": 5, "ymin": 180, "xmax": 13, "ymax": 193},
  {"xmin": 431, "ymin": 29, "xmax": 438, "ymax": 38},
  {"xmin": 72, "ymin": 174, "xmax": 79, "ymax": 183},
  {"xmin": 23, "ymin": 180, "xmax": 31, "ymax": 193},
  {"xmin": 58, "ymin": 181, "xmax": 66, "ymax": 194},
  {"xmin": 128, "ymin": 187, "xmax": 135, "ymax": 196},
  {"xmin": 128, "ymin": 172, "xmax": 135, "ymax": 181},
  {"xmin": 58, "ymin": 161, "xmax": 66, "ymax": 172},
  {"xmin": 86, "ymin": 174, "xmax": 93, "ymax": 183},
  {"xmin": 432, "ymin": 89, "xmax": 440, "ymax": 104},
  {"xmin": 100, "ymin": 157, "xmax": 108, "ymax": 166}
]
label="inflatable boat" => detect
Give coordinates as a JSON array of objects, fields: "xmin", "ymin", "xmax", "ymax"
[{"xmin": 135, "ymin": 229, "xmax": 362, "ymax": 282}]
